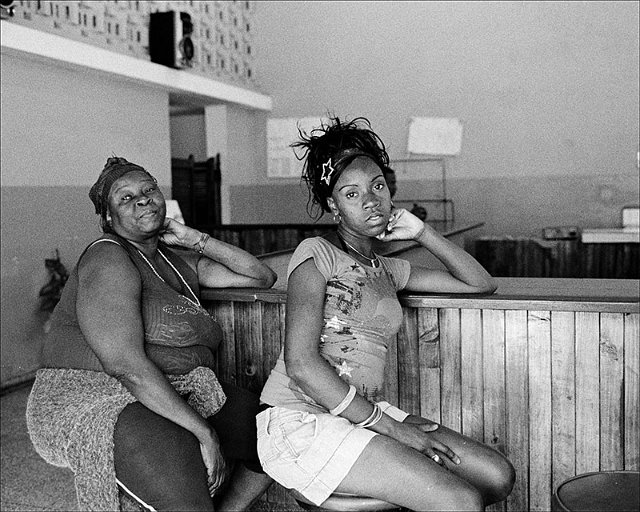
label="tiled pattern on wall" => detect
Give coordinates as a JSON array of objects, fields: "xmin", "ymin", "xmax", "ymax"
[{"xmin": 7, "ymin": 1, "xmax": 256, "ymax": 86}]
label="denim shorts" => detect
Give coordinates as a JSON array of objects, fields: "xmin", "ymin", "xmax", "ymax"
[{"xmin": 256, "ymin": 406, "xmax": 377, "ymax": 506}]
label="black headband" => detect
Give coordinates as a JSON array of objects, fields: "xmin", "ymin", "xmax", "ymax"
[{"xmin": 88, "ymin": 157, "xmax": 155, "ymax": 217}]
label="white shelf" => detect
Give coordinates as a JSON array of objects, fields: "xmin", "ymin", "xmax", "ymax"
[
  {"xmin": 581, "ymin": 228, "xmax": 640, "ymax": 244},
  {"xmin": 0, "ymin": 20, "xmax": 272, "ymax": 111}
]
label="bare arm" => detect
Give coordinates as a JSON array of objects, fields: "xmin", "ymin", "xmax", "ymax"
[
  {"xmin": 160, "ymin": 218, "xmax": 277, "ymax": 289},
  {"xmin": 285, "ymin": 259, "xmax": 459, "ymax": 464},
  {"xmin": 377, "ymin": 208, "xmax": 496, "ymax": 294},
  {"xmin": 76, "ymin": 243, "xmax": 225, "ymax": 489}
]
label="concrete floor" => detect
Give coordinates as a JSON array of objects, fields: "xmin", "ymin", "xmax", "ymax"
[
  {"xmin": 1, "ymin": 383, "xmax": 78, "ymax": 511},
  {"xmin": 0, "ymin": 383, "xmax": 297, "ymax": 512}
]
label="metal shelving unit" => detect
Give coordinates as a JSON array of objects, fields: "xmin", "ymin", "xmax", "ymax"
[{"xmin": 389, "ymin": 156, "xmax": 454, "ymax": 223}]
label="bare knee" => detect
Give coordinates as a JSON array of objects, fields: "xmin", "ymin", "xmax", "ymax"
[{"xmin": 483, "ymin": 453, "xmax": 516, "ymax": 504}]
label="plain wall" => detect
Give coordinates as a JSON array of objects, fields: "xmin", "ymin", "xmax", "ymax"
[
  {"xmin": 230, "ymin": 0, "xmax": 639, "ymax": 231},
  {"xmin": 0, "ymin": 52, "xmax": 172, "ymax": 387},
  {"xmin": 170, "ymin": 113, "xmax": 208, "ymax": 161}
]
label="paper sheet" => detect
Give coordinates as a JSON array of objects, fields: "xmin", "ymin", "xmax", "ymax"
[
  {"xmin": 407, "ymin": 117, "xmax": 463, "ymax": 155},
  {"xmin": 267, "ymin": 117, "xmax": 328, "ymax": 178}
]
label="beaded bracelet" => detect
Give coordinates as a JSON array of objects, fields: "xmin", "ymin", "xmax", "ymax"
[
  {"xmin": 195, "ymin": 232, "xmax": 210, "ymax": 254},
  {"xmin": 329, "ymin": 385, "xmax": 357, "ymax": 416}
]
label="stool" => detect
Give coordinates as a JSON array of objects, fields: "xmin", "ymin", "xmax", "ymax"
[
  {"xmin": 290, "ymin": 490, "xmax": 400, "ymax": 511},
  {"xmin": 551, "ymin": 470, "xmax": 639, "ymax": 512}
]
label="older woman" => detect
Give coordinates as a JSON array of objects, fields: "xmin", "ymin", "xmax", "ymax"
[{"xmin": 26, "ymin": 157, "xmax": 277, "ymax": 511}]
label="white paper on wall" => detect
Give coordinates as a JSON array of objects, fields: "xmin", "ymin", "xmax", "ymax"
[
  {"xmin": 267, "ymin": 117, "xmax": 328, "ymax": 178},
  {"xmin": 407, "ymin": 117, "xmax": 463, "ymax": 155}
]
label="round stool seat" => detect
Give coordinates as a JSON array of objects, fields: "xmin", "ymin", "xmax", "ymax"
[
  {"xmin": 551, "ymin": 471, "xmax": 639, "ymax": 512},
  {"xmin": 290, "ymin": 490, "xmax": 399, "ymax": 511}
]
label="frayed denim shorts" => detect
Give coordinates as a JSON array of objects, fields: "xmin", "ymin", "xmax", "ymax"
[{"xmin": 256, "ymin": 406, "xmax": 377, "ymax": 506}]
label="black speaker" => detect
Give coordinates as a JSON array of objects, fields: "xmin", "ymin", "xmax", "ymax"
[
  {"xmin": 149, "ymin": 11, "xmax": 194, "ymax": 69},
  {"xmin": 0, "ymin": 0, "xmax": 16, "ymax": 18}
]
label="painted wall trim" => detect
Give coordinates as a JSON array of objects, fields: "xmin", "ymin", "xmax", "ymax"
[{"xmin": 0, "ymin": 20, "xmax": 272, "ymax": 111}]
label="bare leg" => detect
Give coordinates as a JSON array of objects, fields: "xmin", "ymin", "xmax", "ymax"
[
  {"xmin": 426, "ymin": 424, "xmax": 515, "ymax": 506},
  {"xmin": 114, "ymin": 402, "xmax": 214, "ymax": 511},
  {"xmin": 215, "ymin": 465, "xmax": 273, "ymax": 511},
  {"xmin": 336, "ymin": 434, "xmax": 484, "ymax": 511},
  {"xmin": 335, "ymin": 422, "xmax": 515, "ymax": 511}
]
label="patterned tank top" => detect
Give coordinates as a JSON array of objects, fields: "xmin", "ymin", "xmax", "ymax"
[{"xmin": 42, "ymin": 234, "xmax": 222, "ymax": 373}]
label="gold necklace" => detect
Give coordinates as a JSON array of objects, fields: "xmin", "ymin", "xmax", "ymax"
[{"xmin": 338, "ymin": 234, "xmax": 379, "ymax": 268}]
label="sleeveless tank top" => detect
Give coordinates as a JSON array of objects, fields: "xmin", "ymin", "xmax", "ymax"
[{"xmin": 42, "ymin": 234, "xmax": 222, "ymax": 373}]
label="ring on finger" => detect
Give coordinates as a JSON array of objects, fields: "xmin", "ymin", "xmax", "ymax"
[{"xmin": 431, "ymin": 454, "xmax": 441, "ymax": 463}]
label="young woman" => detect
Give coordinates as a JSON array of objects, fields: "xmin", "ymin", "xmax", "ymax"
[{"xmin": 256, "ymin": 117, "xmax": 515, "ymax": 511}]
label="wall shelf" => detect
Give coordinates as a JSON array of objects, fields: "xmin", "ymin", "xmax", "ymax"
[{"xmin": 0, "ymin": 20, "xmax": 272, "ymax": 111}]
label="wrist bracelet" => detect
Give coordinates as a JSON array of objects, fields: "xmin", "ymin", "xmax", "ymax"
[
  {"xmin": 377, "ymin": 401, "xmax": 410, "ymax": 422},
  {"xmin": 195, "ymin": 232, "xmax": 210, "ymax": 254},
  {"xmin": 330, "ymin": 385, "xmax": 357, "ymax": 416},
  {"xmin": 355, "ymin": 403, "xmax": 383, "ymax": 428}
]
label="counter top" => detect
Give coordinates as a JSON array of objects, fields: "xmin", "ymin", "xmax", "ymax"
[{"xmin": 201, "ymin": 277, "xmax": 639, "ymax": 313}]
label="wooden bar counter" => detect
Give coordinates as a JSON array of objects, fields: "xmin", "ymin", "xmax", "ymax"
[{"xmin": 201, "ymin": 278, "xmax": 639, "ymax": 511}]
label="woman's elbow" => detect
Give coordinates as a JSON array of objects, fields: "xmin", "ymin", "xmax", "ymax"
[
  {"xmin": 257, "ymin": 267, "xmax": 278, "ymax": 288},
  {"xmin": 285, "ymin": 357, "xmax": 316, "ymax": 387},
  {"xmin": 477, "ymin": 277, "xmax": 498, "ymax": 294},
  {"xmin": 102, "ymin": 358, "xmax": 150, "ymax": 388}
]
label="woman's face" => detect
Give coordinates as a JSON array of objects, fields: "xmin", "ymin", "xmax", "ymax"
[
  {"xmin": 106, "ymin": 170, "xmax": 166, "ymax": 240},
  {"xmin": 328, "ymin": 157, "xmax": 392, "ymax": 238}
]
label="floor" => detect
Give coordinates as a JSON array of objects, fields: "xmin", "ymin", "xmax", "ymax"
[
  {"xmin": 0, "ymin": 382, "xmax": 296, "ymax": 512},
  {"xmin": 1, "ymin": 383, "xmax": 77, "ymax": 511}
]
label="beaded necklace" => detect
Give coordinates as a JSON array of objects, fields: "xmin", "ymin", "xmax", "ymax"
[{"xmin": 135, "ymin": 248, "xmax": 202, "ymax": 308}]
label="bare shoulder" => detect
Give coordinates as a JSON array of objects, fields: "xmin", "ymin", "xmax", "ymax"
[{"xmin": 78, "ymin": 240, "xmax": 139, "ymax": 284}]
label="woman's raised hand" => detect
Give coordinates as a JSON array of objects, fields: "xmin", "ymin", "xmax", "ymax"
[
  {"xmin": 376, "ymin": 208, "xmax": 426, "ymax": 242},
  {"xmin": 159, "ymin": 217, "xmax": 201, "ymax": 248}
]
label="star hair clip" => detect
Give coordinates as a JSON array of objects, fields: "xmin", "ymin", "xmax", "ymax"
[{"xmin": 321, "ymin": 158, "xmax": 335, "ymax": 186}]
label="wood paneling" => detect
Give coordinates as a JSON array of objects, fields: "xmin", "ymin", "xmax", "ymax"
[
  {"xmin": 475, "ymin": 238, "xmax": 639, "ymax": 279},
  {"xmin": 203, "ymin": 290, "xmax": 639, "ymax": 511},
  {"xmin": 624, "ymin": 313, "xmax": 640, "ymax": 471},
  {"xmin": 202, "ymin": 225, "xmax": 335, "ymax": 255},
  {"xmin": 599, "ymin": 313, "xmax": 625, "ymax": 470},
  {"xmin": 504, "ymin": 310, "xmax": 529, "ymax": 512},
  {"xmin": 551, "ymin": 312, "xmax": 576, "ymax": 492},
  {"xmin": 528, "ymin": 311, "xmax": 552, "ymax": 511},
  {"xmin": 460, "ymin": 309, "xmax": 483, "ymax": 439},
  {"xmin": 575, "ymin": 312, "xmax": 600, "ymax": 474}
]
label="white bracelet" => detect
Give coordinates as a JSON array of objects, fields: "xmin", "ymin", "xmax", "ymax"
[
  {"xmin": 330, "ymin": 385, "xmax": 357, "ymax": 416},
  {"xmin": 355, "ymin": 403, "xmax": 383, "ymax": 428},
  {"xmin": 377, "ymin": 401, "xmax": 410, "ymax": 422}
]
